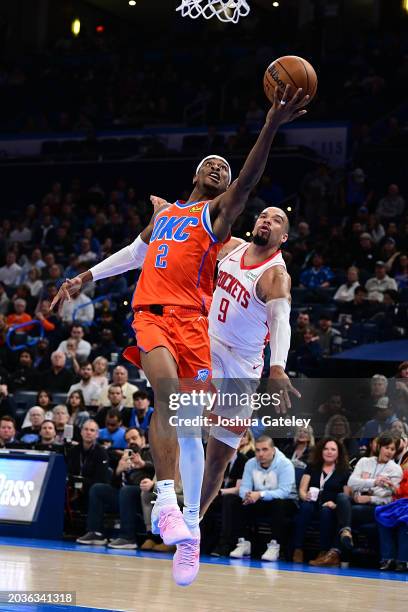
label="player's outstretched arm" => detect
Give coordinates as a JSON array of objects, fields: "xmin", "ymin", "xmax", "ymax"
[
  {"xmin": 211, "ymin": 85, "xmax": 308, "ymax": 241},
  {"xmin": 257, "ymin": 266, "xmax": 301, "ymax": 413},
  {"xmin": 50, "ymin": 196, "xmax": 166, "ymax": 313}
]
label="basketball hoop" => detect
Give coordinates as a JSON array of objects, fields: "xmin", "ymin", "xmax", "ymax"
[{"xmin": 176, "ymin": 0, "xmax": 250, "ymax": 24}]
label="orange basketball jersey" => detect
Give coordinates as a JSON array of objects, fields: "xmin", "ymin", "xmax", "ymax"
[{"xmin": 133, "ymin": 200, "xmax": 225, "ymax": 313}]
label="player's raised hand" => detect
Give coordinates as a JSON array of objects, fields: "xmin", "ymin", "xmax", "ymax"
[
  {"xmin": 267, "ymin": 84, "xmax": 309, "ymax": 126},
  {"xmin": 267, "ymin": 367, "xmax": 301, "ymax": 414},
  {"xmin": 49, "ymin": 276, "xmax": 83, "ymax": 315}
]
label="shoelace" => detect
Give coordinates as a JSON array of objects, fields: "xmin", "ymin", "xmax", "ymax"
[
  {"xmin": 177, "ymin": 541, "xmax": 199, "ymax": 566},
  {"xmin": 158, "ymin": 508, "xmax": 182, "ymax": 531}
]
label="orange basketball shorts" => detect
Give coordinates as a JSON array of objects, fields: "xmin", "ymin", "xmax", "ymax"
[{"xmin": 123, "ymin": 310, "xmax": 212, "ymax": 381}]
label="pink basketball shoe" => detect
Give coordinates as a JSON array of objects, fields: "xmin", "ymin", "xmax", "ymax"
[
  {"xmin": 151, "ymin": 504, "xmax": 193, "ymax": 546},
  {"xmin": 172, "ymin": 537, "xmax": 200, "ymax": 587}
]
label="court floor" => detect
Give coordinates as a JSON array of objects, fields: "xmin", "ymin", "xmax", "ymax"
[{"xmin": 0, "ymin": 538, "xmax": 406, "ymax": 612}]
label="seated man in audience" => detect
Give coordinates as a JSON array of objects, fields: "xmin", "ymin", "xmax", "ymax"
[
  {"xmin": 68, "ymin": 361, "xmax": 100, "ymax": 406},
  {"xmin": 98, "ymin": 365, "xmax": 138, "ymax": 408},
  {"xmin": 58, "ymin": 324, "xmax": 91, "ymax": 360},
  {"xmin": 20, "ymin": 406, "xmax": 45, "ymax": 444},
  {"xmin": 9, "ymin": 349, "xmax": 39, "ymax": 392},
  {"xmin": 96, "ymin": 384, "xmax": 131, "ymax": 428},
  {"xmin": 35, "ymin": 419, "xmax": 61, "ymax": 452},
  {"xmin": 214, "ymin": 436, "xmax": 297, "ymax": 559},
  {"xmin": 365, "ymin": 261, "xmax": 398, "ymax": 302},
  {"xmin": 360, "ymin": 397, "xmax": 399, "ymax": 445},
  {"xmin": 60, "ymin": 286, "xmax": 95, "ymax": 326},
  {"xmin": 43, "ymin": 351, "xmax": 76, "ymax": 392},
  {"xmin": 6, "ymin": 298, "xmax": 32, "ymax": 328},
  {"xmin": 0, "ymin": 385, "xmax": 17, "ymax": 420},
  {"xmin": 130, "ymin": 391, "xmax": 154, "ymax": 436},
  {"xmin": 76, "ymin": 427, "xmax": 154, "ymax": 549},
  {"xmin": 0, "ymin": 416, "xmax": 19, "ymax": 447},
  {"xmin": 66, "ymin": 419, "xmax": 111, "ymax": 508},
  {"xmin": 99, "ymin": 408, "xmax": 127, "ymax": 449},
  {"xmin": 317, "ymin": 313, "xmax": 342, "ymax": 356}
]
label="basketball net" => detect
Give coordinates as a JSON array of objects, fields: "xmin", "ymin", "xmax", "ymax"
[{"xmin": 176, "ymin": 0, "xmax": 250, "ymax": 24}]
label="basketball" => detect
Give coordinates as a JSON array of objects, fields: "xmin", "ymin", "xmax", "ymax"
[{"xmin": 263, "ymin": 55, "xmax": 318, "ymax": 105}]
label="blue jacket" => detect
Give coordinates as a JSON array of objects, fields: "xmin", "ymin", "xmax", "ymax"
[
  {"xmin": 375, "ymin": 498, "xmax": 408, "ymax": 527},
  {"xmin": 99, "ymin": 426, "xmax": 127, "ymax": 449},
  {"xmin": 239, "ymin": 448, "xmax": 296, "ymax": 501}
]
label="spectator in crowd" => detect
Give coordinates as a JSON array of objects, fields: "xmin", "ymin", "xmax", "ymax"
[
  {"xmin": 32, "ymin": 337, "xmax": 51, "ymax": 371},
  {"xmin": 365, "ymin": 261, "xmax": 398, "ymax": 302},
  {"xmin": 77, "ymin": 238, "xmax": 98, "ymax": 265},
  {"xmin": 52, "ymin": 404, "xmax": 79, "ymax": 444},
  {"xmin": 66, "ymin": 389, "xmax": 90, "ymax": 428},
  {"xmin": 35, "ymin": 299, "xmax": 60, "ymax": 339},
  {"xmin": 360, "ymin": 397, "xmax": 399, "ymax": 441},
  {"xmin": 98, "ymin": 365, "xmax": 138, "ymax": 408},
  {"xmin": 292, "ymin": 438, "xmax": 350, "ymax": 565},
  {"xmin": 220, "ymin": 436, "xmax": 296, "ymax": 559},
  {"xmin": 367, "ymin": 214, "xmax": 385, "ymax": 245},
  {"xmin": 60, "ymin": 287, "xmax": 94, "ymax": 326},
  {"xmin": 283, "ymin": 426, "xmax": 315, "ymax": 469},
  {"xmin": 0, "ymin": 384, "xmax": 17, "ymax": 420},
  {"xmin": 334, "ymin": 267, "xmax": 360, "ymax": 302},
  {"xmin": 334, "ymin": 432, "xmax": 403, "ymax": 564},
  {"xmin": 91, "ymin": 356, "xmax": 109, "ymax": 391},
  {"xmin": 43, "ymin": 351, "xmax": 76, "ymax": 392},
  {"xmin": 376, "ymin": 184, "xmax": 406, "ymax": 220},
  {"xmin": 392, "ymin": 361, "xmax": 408, "ymax": 419},
  {"xmin": 9, "ymin": 349, "xmax": 38, "ymax": 392},
  {"xmin": 6, "ymin": 299, "xmax": 32, "ymax": 328},
  {"xmin": 352, "ymin": 233, "xmax": 377, "ymax": 274},
  {"xmin": 63, "ymin": 337, "xmax": 81, "ymax": 374},
  {"xmin": 130, "ymin": 391, "xmax": 154, "ymax": 434},
  {"xmin": 9, "ymin": 220, "xmax": 32, "ymax": 244},
  {"xmin": 58, "ymin": 324, "xmax": 91, "ymax": 360},
  {"xmin": 299, "ymin": 253, "xmax": 335, "ymax": 289},
  {"xmin": 392, "ymin": 253, "xmax": 408, "ymax": 289},
  {"xmin": 95, "ymin": 276, "xmax": 128, "ymax": 301},
  {"xmin": 0, "ymin": 416, "xmax": 19, "ymax": 447},
  {"xmin": 90, "ymin": 328, "xmax": 120, "ymax": 362},
  {"xmin": 76, "ymin": 426, "xmax": 154, "ymax": 548},
  {"xmin": 19, "ymin": 248, "xmax": 46, "ymax": 282},
  {"xmin": 294, "ymin": 327, "xmax": 323, "ymax": 376},
  {"xmin": 20, "ymin": 406, "xmax": 45, "ymax": 444},
  {"xmin": 96, "ymin": 384, "xmax": 131, "ymax": 428},
  {"xmin": 66, "ymin": 419, "xmax": 111, "ymax": 507},
  {"xmin": 35, "ymin": 419, "xmax": 59, "ymax": 451},
  {"xmin": 317, "ymin": 314, "xmax": 342, "ymax": 356},
  {"xmin": 324, "ymin": 414, "xmax": 360, "ymax": 462},
  {"xmin": 68, "ymin": 361, "xmax": 100, "ymax": 406},
  {"xmin": 290, "ymin": 311, "xmax": 311, "ymax": 350},
  {"xmin": 26, "ymin": 268, "xmax": 43, "ymax": 298},
  {"xmin": 36, "ymin": 389, "xmax": 54, "ymax": 418},
  {"xmin": 317, "ymin": 393, "xmax": 347, "ymax": 420},
  {"xmin": 0, "ymin": 252, "xmax": 22, "ymax": 289},
  {"xmin": 99, "ymin": 408, "xmax": 127, "ymax": 449},
  {"xmin": 0, "ymin": 282, "xmax": 10, "ymax": 316}
]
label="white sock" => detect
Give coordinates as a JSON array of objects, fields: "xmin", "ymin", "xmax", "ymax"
[
  {"xmin": 156, "ymin": 479, "xmax": 178, "ymax": 507},
  {"xmin": 178, "ymin": 436, "xmax": 204, "ymax": 534}
]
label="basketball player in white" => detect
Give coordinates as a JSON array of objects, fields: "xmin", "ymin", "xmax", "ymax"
[{"xmin": 200, "ymin": 205, "xmax": 300, "ymax": 516}]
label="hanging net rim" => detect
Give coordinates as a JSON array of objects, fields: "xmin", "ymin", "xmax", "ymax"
[{"xmin": 176, "ymin": 0, "xmax": 251, "ymax": 24}]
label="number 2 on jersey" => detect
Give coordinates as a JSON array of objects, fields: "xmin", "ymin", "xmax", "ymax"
[
  {"xmin": 155, "ymin": 244, "xmax": 169, "ymax": 268},
  {"xmin": 218, "ymin": 297, "xmax": 230, "ymax": 323}
]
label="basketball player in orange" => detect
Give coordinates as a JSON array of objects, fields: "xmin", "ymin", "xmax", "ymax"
[{"xmin": 51, "ymin": 85, "xmax": 308, "ymax": 586}]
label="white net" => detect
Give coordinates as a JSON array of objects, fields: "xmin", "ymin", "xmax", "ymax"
[{"xmin": 176, "ymin": 0, "xmax": 250, "ymax": 24}]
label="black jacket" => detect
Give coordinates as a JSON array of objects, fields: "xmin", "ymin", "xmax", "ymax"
[{"xmin": 67, "ymin": 441, "xmax": 111, "ymax": 491}]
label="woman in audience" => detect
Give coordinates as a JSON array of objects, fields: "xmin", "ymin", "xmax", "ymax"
[
  {"xmin": 67, "ymin": 390, "xmax": 90, "ymax": 428},
  {"xmin": 333, "ymin": 266, "xmax": 360, "ymax": 302},
  {"xmin": 324, "ymin": 414, "xmax": 360, "ymax": 463},
  {"xmin": 334, "ymin": 432, "xmax": 403, "ymax": 561},
  {"xmin": 20, "ymin": 406, "xmax": 45, "ymax": 444},
  {"xmin": 26, "ymin": 267, "xmax": 43, "ymax": 298},
  {"xmin": 36, "ymin": 389, "xmax": 54, "ymax": 419},
  {"xmin": 239, "ymin": 429, "xmax": 255, "ymax": 458},
  {"xmin": 92, "ymin": 356, "xmax": 109, "ymax": 391},
  {"xmin": 283, "ymin": 425, "xmax": 315, "ymax": 468},
  {"xmin": 292, "ymin": 438, "xmax": 350, "ymax": 565}
]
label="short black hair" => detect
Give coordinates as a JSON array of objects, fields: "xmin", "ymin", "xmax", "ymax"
[
  {"xmin": 106, "ymin": 408, "xmax": 122, "ymax": 421},
  {"xmin": 133, "ymin": 390, "xmax": 148, "ymax": 400}
]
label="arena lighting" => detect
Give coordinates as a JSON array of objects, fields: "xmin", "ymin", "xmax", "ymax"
[
  {"xmin": 71, "ymin": 18, "xmax": 81, "ymax": 36},
  {"xmin": 96, "ymin": 24, "xmax": 105, "ymax": 33},
  {"xmin": 123, "ymin": 300, "xmax": 129, "ymax": 306},
  {"xmin": 403, "ymin": 0, "xmax": 408, "ymax": 13},
  {"xmin": 287, "ymin": 206, "xmax": 292, "ymax": 212},
  {"xmin": 245, "ymin": 231, "xmax": 251, "ymax": 237},
  {"xmin": 272, "ymin": 1, "xmax": 279, "ymax": 7},
  {"xmin": 129, "ymin": 0, "xmax": 136, "ymax": 6}
]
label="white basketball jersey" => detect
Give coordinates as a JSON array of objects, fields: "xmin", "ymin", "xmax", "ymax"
[{"xmin": 209, "ymin": 242, "xmax": 286, "ymax": 361}]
